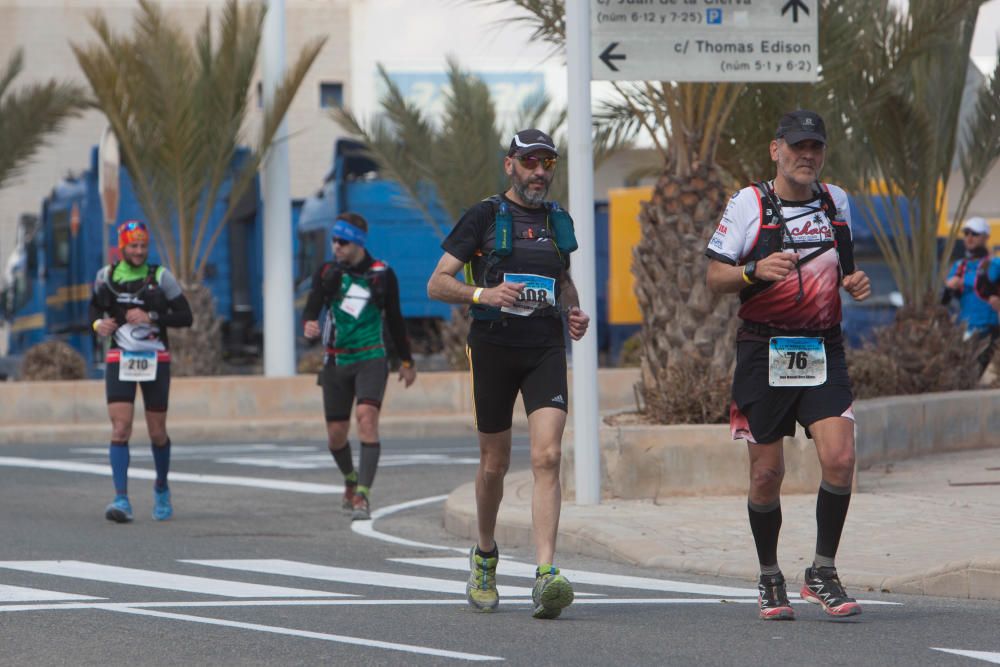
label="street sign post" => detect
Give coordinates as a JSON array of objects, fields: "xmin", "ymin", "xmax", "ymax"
[
  {"xmin": 591, "ymin": 0, "xmax": 819, "ymax": 82},
  {"xmin": 97, "ymin": 125, "xmax": 120, "ymax": 263}
]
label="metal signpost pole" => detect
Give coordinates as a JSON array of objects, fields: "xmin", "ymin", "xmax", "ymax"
[
  {"xmin": 567, "ymin": 0, "xmax": 601, "ymax": 506},
  {"xmin": 262, "ymin": 0, "xmax": 296, "ymax": 376}
]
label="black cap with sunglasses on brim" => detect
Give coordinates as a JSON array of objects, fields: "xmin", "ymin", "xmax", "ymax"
[{"xmin": 507, "ymin": 129, "xmax": 558, "ymax": 157}]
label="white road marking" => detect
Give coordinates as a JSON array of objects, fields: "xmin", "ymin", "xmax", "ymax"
[
  {"xmin": 0, "ymin": 584, "xmax": 102, "ymax": 603},
  {"xmin": 351, "ymin": 494, "xmax": 467, "ymax": 552},
  {"xmin": 0, "ymin": 457, "xmax": 342, "ymax": 494},
  {"xmin": 183, "ymin": 558, "xmax": 539, "ymax": 597},
  {"xmin": 0, "ymin": 561, "xmax": 348, "ymax": 598},
  {"xmin": 932, "ymin": 648, "xmax": 1000, "ymax": 664},
  {"xmin": 96, "ymin": 604, "xmax": 502, "ymax": 662},
  {"xmin": 391, "ymin": 557, "xmax": 757, "ymax": 598},
  {"xmin": 0, "ymin": 596, "xmax": 747, "ymax": 615}
]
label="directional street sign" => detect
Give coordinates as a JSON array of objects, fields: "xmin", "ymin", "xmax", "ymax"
[{"xmin": 591, "ymin": 0, "xmax": 819, "ymax": 82}]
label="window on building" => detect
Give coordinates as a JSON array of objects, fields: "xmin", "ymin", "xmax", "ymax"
[{"xmin": 319, "ymin": 82, "xmax": 343, "ymax": 109}]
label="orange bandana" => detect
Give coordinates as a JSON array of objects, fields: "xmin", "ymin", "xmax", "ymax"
[{"xmin": 117, "ymin": 220, "xmax": 148, "ymax": 248}]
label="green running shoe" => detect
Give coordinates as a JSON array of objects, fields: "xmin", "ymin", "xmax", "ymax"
[
  {"xmin": 532, "ymin": 565, "xmax": 573, "ymax": 619},
  {"xmin": 465, "ymin": 546, "xmax": 499, "ymax": 612}
]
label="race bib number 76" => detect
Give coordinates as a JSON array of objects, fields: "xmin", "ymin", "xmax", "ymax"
[{"xmin": 768, "ymin": 337, "xmax": 826, "ymax": 387}]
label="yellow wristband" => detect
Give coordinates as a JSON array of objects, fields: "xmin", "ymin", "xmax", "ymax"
[
  {"xmin": 741, "ymin": 269, "xmax": 754, "ymax": 285},
  {"xmin": 472, "ymin": 287, "xmax": 484, "ymax": 304},
  {"xmin": 92, "ymin": 318, "xmax": 101, "ymax": 332}
]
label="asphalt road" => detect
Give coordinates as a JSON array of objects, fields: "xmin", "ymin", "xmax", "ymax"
[{"xmin": 1, "ymin": 438, "xmax": 998, "ymax": 666}]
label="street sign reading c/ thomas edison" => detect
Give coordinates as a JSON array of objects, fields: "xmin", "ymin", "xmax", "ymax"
[{"xmin": 590, "ymin": 0, "xmax": 819, "ymax": 83}]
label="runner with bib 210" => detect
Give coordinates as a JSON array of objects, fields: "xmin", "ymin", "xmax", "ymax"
[{"xmin": 90, "ymin": 220, "xmax": 193, "ymax": 524}]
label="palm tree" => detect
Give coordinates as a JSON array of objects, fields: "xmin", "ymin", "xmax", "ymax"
[
  {"xmin": 0, "ymin": 49, "xmax": 85, "ymax": 190},
  {"xmin": 71, "ymin": 0, "xmax": 325, "ymax": 374},
  {"xmin": 471, "ymin": 0, "xmax": 996, "ymax": 418},
  {"xmin": 332, "ymin": 58, "xmax": 566, "ymax": 368}
]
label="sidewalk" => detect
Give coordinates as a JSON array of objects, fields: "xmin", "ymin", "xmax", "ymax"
[{"xmin": 443, "ymin": 446, "xmax": 1000, "ymax": 600}]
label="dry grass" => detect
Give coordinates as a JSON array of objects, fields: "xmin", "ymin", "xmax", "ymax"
[{"xmin": 19, "ymin": 340, "xmax": 86, "ymax": 381}]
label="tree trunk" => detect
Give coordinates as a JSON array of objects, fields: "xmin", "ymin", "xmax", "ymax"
[
  {"xmin": 633, "ymin": 163, "xmax": 739, "ymax": 422},
  {"xmin": 438, "ymin": 306, "xmax": 471, "ymax": 370},
  {"xmin": 169, "ymin": 281, "xmax": 224, "ymax": 377}
]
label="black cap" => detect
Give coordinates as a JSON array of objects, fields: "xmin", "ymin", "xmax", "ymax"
[
  {"xmin": 507, "ymin": 129, "xmax": 558, "ymax": 157},
  {"xmin": 775, "ymin": 110, "xmax": 827, "ymax": 144}
]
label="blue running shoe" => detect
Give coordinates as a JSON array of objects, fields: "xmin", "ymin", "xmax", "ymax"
[
  {"xmin": 105, "ymin": 495, "xmax": 133, "ymax": 523},
  {"xmin": 152, "ymin": 487, "xmax": 173, "ymax": 521}
]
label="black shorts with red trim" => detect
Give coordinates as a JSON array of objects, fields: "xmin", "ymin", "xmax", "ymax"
[
  {"xmin": 730, "ymin": 330, "xmax": 854, "ymax": 444},
  {"xmin": 467, "ymin": 339, "xmax": 568, "ymax": 434},
  {"xmin": 105, "ymin": 349, "xmax": 171, "ymax": 411},
  {"xmin": 319, "ymin": 357, "xmax": 389, "ymax": 422}
]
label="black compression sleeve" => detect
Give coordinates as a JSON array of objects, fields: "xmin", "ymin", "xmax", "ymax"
[
  {"xmin": 302, "ymin": 266, "xmax": 327, "ymax": 322},
  {"xmin": 382, "ymin": 268, "xmax": 412, "ymax": 362},
  {"xmin": 158, "ymin": 294, "xmax": 193, "ymax": 328}
]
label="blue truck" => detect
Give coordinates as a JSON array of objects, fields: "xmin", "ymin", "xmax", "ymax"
[{"xmin": 0, "ymin": 139, "xmax": 514, "ymax": 377}]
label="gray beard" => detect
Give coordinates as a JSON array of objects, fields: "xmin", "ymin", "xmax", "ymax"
[{"xmin": 513, "ymin": 179, "xmax": 548, "ymax": 207}]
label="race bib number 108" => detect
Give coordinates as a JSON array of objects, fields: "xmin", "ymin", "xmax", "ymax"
[{"xmin": 501, "ymin": 273, "xmax": 557, "ymax": 317}]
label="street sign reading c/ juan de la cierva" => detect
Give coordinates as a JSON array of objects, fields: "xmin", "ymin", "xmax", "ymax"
[{"xmin": 590, "ymin": 0, "xmax": 819, "ymax": 83}]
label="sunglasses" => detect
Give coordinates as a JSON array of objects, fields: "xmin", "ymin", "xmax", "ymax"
[
  {"xmin": 332, "ymin": 238, "xmax": 352, "ymax": 247},
  {"xmin": 121, "ymin": 221, "xmax": 147, "ymax": 232},
  {"xmin": 963, "ymin": 230, "xmax": 985, "ymax": 237},
  {"xmin": 516, "ymin": 155, "xmax": 558, "ymax": 171}
]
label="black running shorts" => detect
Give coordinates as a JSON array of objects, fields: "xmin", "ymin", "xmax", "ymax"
[
  {"xmin": 467, "ymin": 340, "xmax": 568, "ymax": 434},
  {"xmin": 730, "ymin": 335, "xmax": 854, "ymax": 444},
  {"xmin": 320, "ymin": 357, "xmax": 390, "ymax": 422},
  {"xmin": 106, "ymin": 361, "xmax": 171, "ymax": 411}
]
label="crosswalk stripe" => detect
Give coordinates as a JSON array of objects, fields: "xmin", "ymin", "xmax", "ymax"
[
  {"xmin": 182, "ymin": 558, "xmax": 540, "ymax": 597},
  {"xmin": 0, "ymin": 457, "xmax": 342, "ymax": 494},
  {"xmin": 390, "ymin": 558, "xmax": 901, "ymax": 605},
  {"xmin": 99, "ymin": 605, "xmax": 502, "ymax": 661},
  {"xmin": 390, "ymin": 557, "xmax": 758, "ymax": 597},
  {"xmin": 0, "ymin": 561, "xmax": 350, "ymax": 599},
  {"xmin": 931, "ymin": 648, "xmax": 1000, "ymax": 664},
  {"xmin": 0, "ymin": 584, "xmax": 102, "ymax": 603}
]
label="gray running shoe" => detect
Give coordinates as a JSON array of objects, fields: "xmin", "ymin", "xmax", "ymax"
[
  {"xmin": 531, "ymin": 565, "xmax": 573, "ymax": 619},
  {"xmin": 465, "ymin": 546, "xmax": 499, "ymax": 612},
  {"xmin": 350, "ymin": 492, "xmax": 370, "ymax": 521}
]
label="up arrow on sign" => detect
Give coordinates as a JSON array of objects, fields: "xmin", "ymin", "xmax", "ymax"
[{"xmin": 781, "ymin": 0, "xmax": 810, "ymax": 22}]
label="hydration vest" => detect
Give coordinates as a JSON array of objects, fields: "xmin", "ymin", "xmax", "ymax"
[
  {"xmin": 319, "ymin": 259, "xmax": 389, "ymax": 310},
  {"xmin": 973, "ymin": 257, "xmax": 1000, "ymax": 300},
  {"xmin": 739, "ymin": 181, "xmax": 855, "ymax": 304},
  {"xmin": 466, "ymin": 195, "xmax": 578, "ymax": 320},
  {"xmin": 96, "ymin": 262, "xmax": 165, "ymax": 321}
]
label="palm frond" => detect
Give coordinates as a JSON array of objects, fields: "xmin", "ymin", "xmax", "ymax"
[{"xmin": 0, "ymin": 49, "xmax": 87, "ymax": 187}]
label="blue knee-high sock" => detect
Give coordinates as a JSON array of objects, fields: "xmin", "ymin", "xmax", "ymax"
[
  {"xmin": 109, "ymin": 441, "xmax": 130, "ymax": 496},
  {"xmin": 151, "ymin": 438, "xmax": 171, "ymax": 491}
]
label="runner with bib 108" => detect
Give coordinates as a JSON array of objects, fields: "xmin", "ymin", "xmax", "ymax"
[
  {"xmin": 705, "ymin": 111, "xmax": 871, "ymax": 620},
  {"xmin": 90, "ymin": 220, "xmax": 193, "ymax": 524},
  {"xmin": 427, "ymin": 129, "xmax": 590, "ymax": 620}
]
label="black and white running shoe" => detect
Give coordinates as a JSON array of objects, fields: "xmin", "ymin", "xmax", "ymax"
[
  {"xmin": 800, "ymin": 566, "xmax": 862, "ymax": 617},
  {"xmin": 758, "ymin": 572, "xmax": 795, "ymax": 620}
]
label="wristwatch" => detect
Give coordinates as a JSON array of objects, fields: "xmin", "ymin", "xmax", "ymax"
[
  {"xmin": 742, "ymin": 260, "xmax": 758, "ymax": 284},
  {"xmin": 401, "ymin": 360, "xmax": 414, "ymax": 369}
]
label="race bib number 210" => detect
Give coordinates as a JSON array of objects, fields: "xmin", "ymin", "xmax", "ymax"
[{"xmin": 119, "ymin": 350, "xmax": 157, "ymax": 382}]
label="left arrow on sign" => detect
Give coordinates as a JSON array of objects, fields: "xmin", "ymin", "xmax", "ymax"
[{"xmin": 599, "ymin": 42, "xmax": 627, "ymax": 71}]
